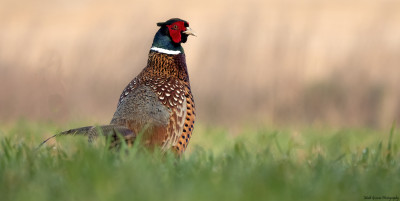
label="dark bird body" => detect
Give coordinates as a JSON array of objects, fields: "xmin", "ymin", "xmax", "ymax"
[{"xmin": 40, "ymin": 18, "xmax": 196, "ymax": 155}]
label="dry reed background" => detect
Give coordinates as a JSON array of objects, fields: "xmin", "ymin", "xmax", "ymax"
[{"xmin": 0, "ymin": 0, "xmax": 399, "ymax": 128}]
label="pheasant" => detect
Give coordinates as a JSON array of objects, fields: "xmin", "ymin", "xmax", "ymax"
[{"xmin": 40, "ymin": 18, "xmax": 196, "ymax": 155}]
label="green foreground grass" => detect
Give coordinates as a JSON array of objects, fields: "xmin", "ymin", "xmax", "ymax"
[{"xmin": 0, "ymin": 121, "xmax": 399, "ymax": 201}]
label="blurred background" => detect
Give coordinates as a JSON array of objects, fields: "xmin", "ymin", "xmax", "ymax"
[{"xmin": 0, "ymin": 0, "xmax": 399, "ymax": 129}]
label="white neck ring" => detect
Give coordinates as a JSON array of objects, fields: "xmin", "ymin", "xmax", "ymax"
[{"xmin": 150, "ymin": 47, "xmax": 181, "ymax": 55}]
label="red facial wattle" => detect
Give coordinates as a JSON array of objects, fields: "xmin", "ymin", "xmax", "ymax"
[{"xmin": 167, "ymin": 21, "xmax": 187, "ymax": 43}]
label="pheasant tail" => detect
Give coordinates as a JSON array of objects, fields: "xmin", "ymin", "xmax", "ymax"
[{"xmin": 38, "ymin": 125, "xmax": 135, "ymax": 148}]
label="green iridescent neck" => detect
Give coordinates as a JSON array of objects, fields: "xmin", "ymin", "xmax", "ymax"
[{"xmin": 151, "ymin": 30, "xmax": 184, "ymax": 55}]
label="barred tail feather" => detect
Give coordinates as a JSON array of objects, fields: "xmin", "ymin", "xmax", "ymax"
[{"xmin": 38, "ymin": 125, "xmax": 136, "ymax": 148}]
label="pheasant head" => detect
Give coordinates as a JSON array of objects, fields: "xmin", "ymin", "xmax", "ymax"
[{"xmin": 151, "ymin": 18, "xmax": 196, "ymax": 55}]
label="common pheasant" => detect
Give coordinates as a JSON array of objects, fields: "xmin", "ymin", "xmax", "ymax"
[{"xmin": 40, "ymin": 18, "xmax": 196, "ymax": 155}]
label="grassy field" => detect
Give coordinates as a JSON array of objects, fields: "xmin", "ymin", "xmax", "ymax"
[
  {"xmin": 0, "ymin": 121, "xmax": 399, "ymax": 201},
  {"xmin": 1, "ymin": 1, "xmax": 399, "ymax": 200}
]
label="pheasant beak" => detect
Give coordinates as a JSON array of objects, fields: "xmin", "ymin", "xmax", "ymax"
[{"xmin": 183, "ymin": 27, "xmax": 197, "ymax": 37}]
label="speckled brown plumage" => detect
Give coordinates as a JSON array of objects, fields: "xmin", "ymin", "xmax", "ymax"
[{"xmin": 111, "ymin": 51, "xmax": 196, "ymax": 155}]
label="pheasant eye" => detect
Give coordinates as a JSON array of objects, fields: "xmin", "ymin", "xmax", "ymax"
[{"xmin": 173, "ymin": 25, "xmax": 178, "ymax": 30}]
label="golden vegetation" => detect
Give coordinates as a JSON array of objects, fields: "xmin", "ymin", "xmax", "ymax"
[{"xmin": 0, "ymin": 0, "xmax": 399, "ymax": 128}]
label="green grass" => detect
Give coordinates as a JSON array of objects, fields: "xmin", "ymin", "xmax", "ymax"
[{"xmin": 1, "ymin": 120, "xmax": 399, "ymax": 201}]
